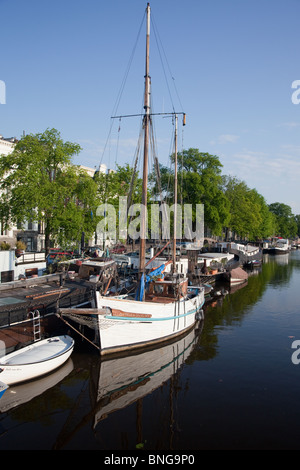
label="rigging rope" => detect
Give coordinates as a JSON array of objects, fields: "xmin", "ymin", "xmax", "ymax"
[
  {"xmin": 127, "ymin": 126, "xmax": 143, "ymax": 210},
  {"xmin": 114, "ymin": 118, "xmax": 121, "ymax": 168},
  {"xmin": 99, "ymin": 10, "xmax": 146, "ymax": 169},
  {"xmin": 150, "ymin": 13, "xmax": 185, "ymax": 114}
]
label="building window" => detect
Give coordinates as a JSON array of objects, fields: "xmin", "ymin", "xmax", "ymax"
[
  {"xmin": 27, "ymin": 237, "xmax": 33, "ymax": 251},
  {"xmin": 0, "ymin": 271, "xmax": 14, "ymax": 283}
]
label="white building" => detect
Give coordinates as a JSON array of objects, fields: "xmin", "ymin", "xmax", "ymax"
[
  {"xmin": 0, "ymin": 135, "xmax": 17, "ymax": 246},
  {"xmin": 0, "ymin": 135, "xmax": 17, "ymax": 156},
  {"xmin": 78, "ymin": 163, "xmax": 107, "ymax": 177}
]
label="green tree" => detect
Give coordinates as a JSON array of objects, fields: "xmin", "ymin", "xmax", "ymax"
[
  {"xmin": 0, "ymin": 128, "xmax": 99, "ymax": 253},
  {"xmin": 295, "ymin": 214, "xmax": 300, "ymax": 237},
  {"xmin": 95, "ymin": 163, "xmax": 142, "ymax": 206},
  {"xmin": 268, "ymin": 202, "xmax": 298, "ymax": 238},
  {"xmin": 253, "ymin": 191, "xmax": 276, "ymax": 239},
  {"xmin": 222, "ymin": 176, "xmax": 254, "ymax": 238},
  {"xmin": 222, "ymin": 176, "xmax": 275, "ymax": 240},
  {"xmin": 94, "ymin": 163, "xmax": 143, "ymax": 241},
  {"xmin": 152, "ymin": 149, "xmax": 230, "ymax": 236}
]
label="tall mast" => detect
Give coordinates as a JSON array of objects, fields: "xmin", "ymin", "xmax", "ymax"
[
  {"xmin": 139, "ymin": 2, "xmax": 151, "ymax": 279},
  {"xmin": 172, "ymin": 114, "xmax": 178, "ymax": 272}
]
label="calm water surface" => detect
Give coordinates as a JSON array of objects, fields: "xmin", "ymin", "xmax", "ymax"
[{"xmin": 1, "ymin": 251, "xmax": 300, "ymax": 450}]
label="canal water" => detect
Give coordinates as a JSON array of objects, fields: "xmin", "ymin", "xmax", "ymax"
[{"xmin": 0, "ymin": 250, "xmax": 300, "ymax": 451}]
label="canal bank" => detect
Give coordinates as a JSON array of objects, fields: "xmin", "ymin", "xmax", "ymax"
[{"xmin": 0, "ymin": 251, "xmax": 300, "ymax": 450}]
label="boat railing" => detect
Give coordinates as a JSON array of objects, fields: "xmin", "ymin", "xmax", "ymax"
[{"xmin": 15, "ymin": 252, "xmax": 46, "ymax": 264}]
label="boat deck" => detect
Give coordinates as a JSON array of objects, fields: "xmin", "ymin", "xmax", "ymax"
[
  {"xmin": 145, "ymin": 294, "xmax": 175, "ymax": 303},
  {"xmin": 0, "ymin": 274, "xmax": 93, "ymax": 323}
]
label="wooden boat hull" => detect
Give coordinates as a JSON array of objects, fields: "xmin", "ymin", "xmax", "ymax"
[
  {"xmin": 0, "ymin": 335, "xmax": 74, "ymax": 385},
  {"xmin": 95, "ymin": 287, "xmax": 204, "ymax": 355},
  {"xmin": 224, "ymin": 267, "xmax": 248, "ymax": 285}
]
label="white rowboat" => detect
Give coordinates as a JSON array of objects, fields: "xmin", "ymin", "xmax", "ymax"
[
  {"xmin": 0, "ymin": 381, "xmax": 8, "ymax": 399},
  {"xmin": 0, "ymin": 335, "xmax": 74, "ymax": 386}
]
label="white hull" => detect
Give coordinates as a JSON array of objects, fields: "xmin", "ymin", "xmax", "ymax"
[
  {"xmin": 269, "ymin": 239, "xmax": 291, "ymax": 254},
  {"xmin": 0, "ymin": 335, "xmax": 74, "ymax": 385},
  {"xmin": 230, "ymin": 278, "xmax": 247, "ymax": 285},
  {"xmin": 95, "ymin": 286, "xmax": 204, "ymax": 355},
  {"xmin": 272, "ymin": 248, "xmax": 290, "ymax": 254}
]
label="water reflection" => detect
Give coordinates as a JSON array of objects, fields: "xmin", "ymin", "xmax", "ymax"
[
  {"xmin": 0, "ymin": 323, "xmax": 204, "ymax": 449},
  {"xmin": 0, "ymin": 359, "xmax": 74, "ymax": 413},
  {"xmin": 1, "ymin": 251, "xmax": 300, "ymax": 450},
  {"xmin": 53, "ymin": 324, "xmax": 203, "ymax": 449},
  {"xmin": 197, "ymin": 251, "xmax": 299, "ymax": 362}
]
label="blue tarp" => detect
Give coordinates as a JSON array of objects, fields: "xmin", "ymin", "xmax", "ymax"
[
  {"xmin": 135, "ymin": 263, "xmax": 168, "ymax": 301},
  {"xmin": 145, "ymin": 263, "xmax": 167, "ymax": 282},
  {"xmin": 135, "ymin": 273, "xmax": 145, "ymax": 301}
]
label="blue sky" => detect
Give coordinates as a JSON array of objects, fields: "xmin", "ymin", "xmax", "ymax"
[{"xmin": 1, "ymin": 0, "xmax": 300, "ymax": 214}]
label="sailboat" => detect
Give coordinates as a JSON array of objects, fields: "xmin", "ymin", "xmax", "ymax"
[{"xmin": 59, "ymin": 3, "xmax": 205, "ymax": 356}]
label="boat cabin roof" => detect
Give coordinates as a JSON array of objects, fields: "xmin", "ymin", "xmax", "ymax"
[{"xmin": 78, "ymin": 259, "xmax": 116, "ymax": 279}]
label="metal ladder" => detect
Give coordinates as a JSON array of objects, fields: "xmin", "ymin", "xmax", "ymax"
[{"xmin": 30, "ymin": 310, "xmax": 41, "ymax": 342}]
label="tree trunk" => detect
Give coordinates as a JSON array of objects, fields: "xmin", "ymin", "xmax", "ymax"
[{"xmin": 45, "ymin": 222, "xmax": 51, "ymax": 256}]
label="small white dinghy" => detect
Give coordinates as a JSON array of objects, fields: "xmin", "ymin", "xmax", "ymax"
[
  {"xmin": 0, "ymin": 335, "xmax": 74, "ymax": 386},
  {"xmin": 0, "ymin": 381, "xmax": 8, "ymax": 399}
]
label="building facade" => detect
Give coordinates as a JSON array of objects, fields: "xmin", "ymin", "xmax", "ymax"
[
  {"xmin": 0, "ymin": 134, "xmax": 46, "ymax": 251},
  {"xmin": 0, "ymin": 135, "xmax": 17, "ymax": 156}
]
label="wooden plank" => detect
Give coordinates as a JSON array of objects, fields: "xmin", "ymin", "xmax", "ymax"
[
  {"xmin": 111, "ymin": 309, "xmax": 152, "ymax": 318},
  {"xmin": 58, "ymin": 307, "xmax": 152, "ymax": 318},
  {"xmin": 58, "ymin": 308, "xmax": 107, "ymax": 315},
  {"xmin": 26, "ymin": 288, "xmax": 70, "ymax": 299}
]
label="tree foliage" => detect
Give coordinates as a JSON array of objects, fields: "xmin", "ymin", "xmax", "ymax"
[
  {"xmin": 0, "ymin": 128, "xmax": 99, "ymax": 253},
  {"xmin": 295, "ymin": 215, "xmax": 300, "ymax": 237},
  {"xmin": 151, "ymin": 149, "xmax": 230, "ymax": 236},
  {"xmin": 1, "ymin": 128, "xmax": 299, "ymax": 248},
  {"xmin": 221, "ymin": 176, "xmax": 276, "ymax": 239},
  {"xmin": 149, "ymin": 148, "xmax": 300, "ymax": 240},
  {"xmin": 95, "ymin": 163, "xmax": 142, "ymax": 206},
  {"xmin": 268, "ymin": 202, "xmax": 298, "ymax": 238}
]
